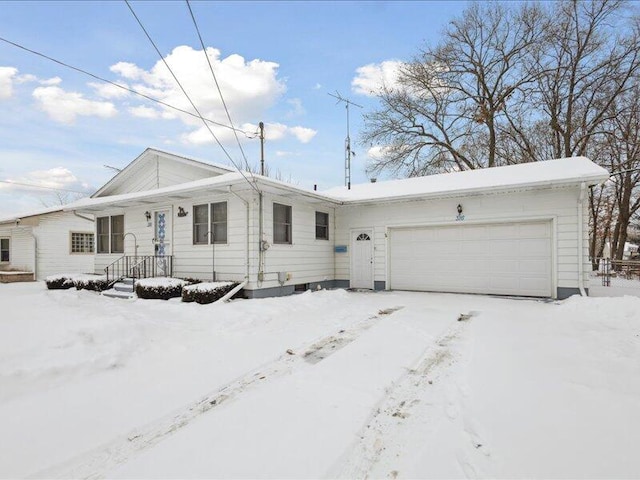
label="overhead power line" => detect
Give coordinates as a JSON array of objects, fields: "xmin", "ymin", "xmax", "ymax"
[
  {"xmin": 0, "ymin": 179, "xmax": 88, "ymax": 194},
  {"xmin": 185, "ymin": 0, "xmax": 252, "ymax": 173},
  {"xmin": 124, "ymin": 0, "xmax": 259, "ymax": 193},
  {"xmin": 0, "ymin": 35, "xmax": 254, "ymax": 137}
]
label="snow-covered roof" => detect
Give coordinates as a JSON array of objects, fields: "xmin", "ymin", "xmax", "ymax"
[
  {"xmin": 63, "ymin": 156, "xmax": 609, "ymax": 213},
  {"xmin": 323, "ymin": 157, "xmax": 609, "ymax": 203},
  {"xmin": 0, "ymin": 205, "xmax": 66, "ymax": 225}
]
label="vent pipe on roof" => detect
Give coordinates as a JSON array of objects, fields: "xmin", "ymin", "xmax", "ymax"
[{"xmin": 314, "ymin": 184, "xmax": 317, "ymax": 191}]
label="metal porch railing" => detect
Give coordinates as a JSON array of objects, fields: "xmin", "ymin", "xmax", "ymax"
[{"xmin": 105, "ymin": 255, "xmax": 174, "ymax": 287}]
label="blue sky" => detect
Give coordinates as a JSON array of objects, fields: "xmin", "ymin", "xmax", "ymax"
[{"xmin": 0, "ymin": 1, "xmax": 468, "ymax": 216}]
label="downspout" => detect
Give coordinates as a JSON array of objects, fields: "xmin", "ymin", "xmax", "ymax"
[
  {"xmin": 28, "ymin": 228, "xmax": 37, "ymax": 281},
  {"xmin": 228, "ymin": 186, "xmax": 250, "ymax": 281},
  {"xmin": 258, "ymin": 191, "xmax": 264, "ymax": 284},
  {"xmin": 577, "ymin": 182, "xmax": 587, "ymax": 296}
]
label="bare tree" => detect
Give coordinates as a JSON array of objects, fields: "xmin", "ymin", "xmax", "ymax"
[
  {"xmin": 362, "ymin": 2, "xmax": 546, "ymax": 177},
  {"xmin": 600, "ymin": 84, "xmax": 640, "ymax": 260},
  {"xmin": 38, "ymin": 191, "xmax": 85, "ymax": 208},
  {"xmin": 529, "ymin": 0, "xmax": 640, "ymax": 159}
]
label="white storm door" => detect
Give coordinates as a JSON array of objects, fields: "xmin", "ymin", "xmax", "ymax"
[
  {"xmin": 154, "ymin": 210, "xmax": 172, "ymax": 256},
  {"xmin": 350, "ymin": 229, "xmax": 374, "ymax": 289}
]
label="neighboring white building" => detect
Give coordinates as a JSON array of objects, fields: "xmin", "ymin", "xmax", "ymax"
[
  {"xmin": 0, "ymin": 207, "xmax": 95, "ymax": 280},
  {"xmin": 68, "ymin": 151, "xmax": 609, "ymax": 299}
]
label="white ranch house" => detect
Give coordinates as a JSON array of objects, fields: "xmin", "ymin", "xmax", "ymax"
[{"xmin": 65, "ymin": 149, "xmax": 608, "ymax": 299}]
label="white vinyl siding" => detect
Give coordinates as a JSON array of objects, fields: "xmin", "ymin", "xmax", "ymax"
[
  {"xmin": 96, "ymin": 153, "xmax": 230, "ymax": 197},
  {"xmin": 262, "ymin": 193, "xmax": 336, "ymax": 288}
]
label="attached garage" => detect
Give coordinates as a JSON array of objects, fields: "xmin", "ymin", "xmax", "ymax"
[{"xmin": 389, "ymin": 221, "xmax": 553, "ymax": 297}]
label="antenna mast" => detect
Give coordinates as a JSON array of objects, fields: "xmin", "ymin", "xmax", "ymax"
[{"xmin": 329, "ymin": 91, "xmax": 362, "ymax": 190}]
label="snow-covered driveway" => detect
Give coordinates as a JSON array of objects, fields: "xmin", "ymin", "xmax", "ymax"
[{"xmin": 0, "ymin": 283, "xmax": 639, "ymax": 479}]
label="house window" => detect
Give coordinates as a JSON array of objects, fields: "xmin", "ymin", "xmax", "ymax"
[
  {"xmin": 193, "ymin": 204, "xmax": 208, "ymax": 245},
  {"xmin": 211, "ymin": 202, "xmax": 227, "ymax": 244},
  {"xmin": 96, "ymin": 215, "xmax": 124, "ymax": 254},
  {"xmin": 193, "ymin": 202, "xmax": 227, "ymax": 245},
  {"xmin": 315, "ymin": 211, "xmax": 329, "ymax": 240},
  {"xmin": 0, "ymin": 238, "xmax": 9, "ymax": 262},
  {"xmin": 273, "ymin": 203, "xmax": 292, "ymax": 244},
  {"xmin": 71, "ymin": 232, "xmax": 94, "ymax": 254}
]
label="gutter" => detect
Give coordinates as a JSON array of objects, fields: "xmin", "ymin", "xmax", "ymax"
[
  {"xmin": 73, "ymin": 211, "xmax": 94, "ymax": 222},
  {"xmin": 30, "ymin": 230, "xmax": 37, "ymax": 281},
  {"xmin": 577, "ymin": 182, "xmax": 587, "ymax": 296}
]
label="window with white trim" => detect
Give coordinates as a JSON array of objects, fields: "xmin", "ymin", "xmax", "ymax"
[
  {"xmin": 70, "ymin": 232, "xmax": 94, "ymax": 254},
  {"xmin": 96, "ymin": 215, "xmax": 124, "ymax": 254},
  {"xmin": 193, "ymin": 202, "xmax": 227, "ymax": 245},
  {"xmin": 273, "ymin": 203, "xmax": 292, "ymax": 244},
  {"xmin": 315, "ymin": 211, "xmax": 329, "ymax": 240},
  {"xmin": 0, "ymin": 238, "xmax": 9, "ymax": 262}
]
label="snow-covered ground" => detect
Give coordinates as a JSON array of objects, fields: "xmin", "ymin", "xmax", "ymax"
[{"xmin": 1, "ymin": 283, "xmax": 639, "ymax": 479}]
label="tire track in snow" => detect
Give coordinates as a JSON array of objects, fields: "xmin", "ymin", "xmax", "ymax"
[
  {"xmin": 336, "ymin": 313, "xmax": 489, "ymax": 479},
  {"xmin": 31, "ymin": 306, "xmax": 403, "ymax": 480}
]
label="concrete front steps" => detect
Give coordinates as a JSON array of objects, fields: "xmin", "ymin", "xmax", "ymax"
[{"xmin": 102, "ymin": 277, "xmax": 136, "ymax": 299}]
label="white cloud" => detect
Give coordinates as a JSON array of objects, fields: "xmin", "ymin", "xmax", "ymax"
[
  {"xmin": 89, "ymin": 81, "xmax": 130, "ymax": 99},
  {"xmin": 0, "ymin": 167, "xmax": 91, "ymax": 194},
  {"xmin": 110, "ymin": 46, "xmax": 285, "ymax": 126},
  {"xmin": 313, "ymin": 83, "xmax": 322, "ymax": 90},
  {"xmin": 38, "ymin": 76, "xmax": 62, "ymax": 86},
  {"xmin": 128, "ymin": 105, "xmax": 162, "ymax": 119},
  {"xmin": 352, "ymin": 60, "xmax": 404, "ymax": 97},
  {"xmin": 106, "ymin": 46, "xmax": 315, "ymax": 144},
  {"xmin": 286, "ymin": 98, "xmax": 305, "ymax": 117},
  {"xmin": 32, "ymin": 86, "xmax": 117, "ymax": 124},
  {"xmin": 0, "ymin": 67, "xmax": 18, "ymax": 99},
  {"xmin": 289, "ymin": 126, "xmax": 317, "ymax": 143},
  {"xmin": 367, "ymin": 145, "xmax": 393, "ymax": 160}
]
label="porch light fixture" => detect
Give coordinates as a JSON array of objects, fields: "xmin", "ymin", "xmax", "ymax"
[
  {"xmin": 457, "ymin": 204, "xmax": 463, "ymax": 214},
  {"xmin": 144, "ymin": 211, "xmax": 151, "ymax": 221},
  {"xmin": 177, "ymin": 207, "xmax": 188, "ymax": 217}
]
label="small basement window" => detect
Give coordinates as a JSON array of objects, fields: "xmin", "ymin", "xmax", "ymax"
[{"xmin": 0, "ymin": 238, "xmax": 9, "ymax": 262}]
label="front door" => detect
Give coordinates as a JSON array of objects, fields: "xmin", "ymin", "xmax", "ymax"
[
  {"xmin": 154, "ymin": 209, "xmax": 171, "ymax": 276},
  {"xmin": 350, "ymin": 229, "xmax": 374, "ymax": 289}
]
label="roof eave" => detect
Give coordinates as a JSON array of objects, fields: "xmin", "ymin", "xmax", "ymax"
[{"xmin": 337, "ymin": 174, "xmax": 609, "ymax": 206}]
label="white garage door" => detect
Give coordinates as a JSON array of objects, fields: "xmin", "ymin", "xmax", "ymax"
[{"xmin": 389, "ymin": 221, "xmax": 552, "ymax": 297}]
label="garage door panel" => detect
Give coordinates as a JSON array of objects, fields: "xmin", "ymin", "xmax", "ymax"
[{"xmin": 389, "ymin": 221, "xmax": 552, "ymax": 297}]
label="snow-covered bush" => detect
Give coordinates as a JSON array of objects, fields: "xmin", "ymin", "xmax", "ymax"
[
  {"xmin": 181, "ymin": 281, "xmax": 239, "ymax": 304},
  {"xmin": 46, "ymin": 274, "xmax": 109, "ymax": 291},
  {"xmin": 73, "ymin": 275, "xmax": 109, "ymax": 292},
  {"xmin": 45, "ymin": 274, "xmax": 75, "ymax": 290},
  {"xmin": 135, "ymin": 278, "xmax": 188, "ymax": 300}
]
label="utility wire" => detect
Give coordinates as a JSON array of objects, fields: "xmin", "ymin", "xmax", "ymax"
[
  {"xmin": 0, "ymin": 35, "xmax": 255, "ymax": 137},
  {"xmin": 124, "ymin": 0, "xmax": 259, "ymax": 193},
  {"xmin": 186, "ymin": 0, "xmax": 253, "ymax": 174},
  {"xmin": 0, "ymin": 179, "xmax": 88, "ymax": 194}
]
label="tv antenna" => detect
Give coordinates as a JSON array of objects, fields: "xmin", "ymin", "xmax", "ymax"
[{"xmin": 328, "ymin": 91, "xmax": 362, "ymax": 190}]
